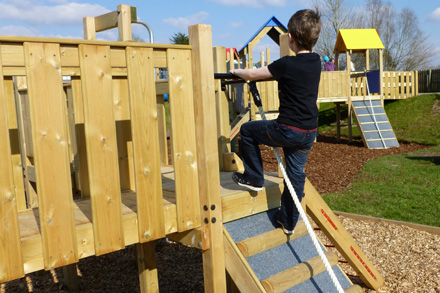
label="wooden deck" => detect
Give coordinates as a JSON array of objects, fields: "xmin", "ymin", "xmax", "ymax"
[{"xmin": 17, "ymin": 168, "xmax": 283, "ymax": 275}]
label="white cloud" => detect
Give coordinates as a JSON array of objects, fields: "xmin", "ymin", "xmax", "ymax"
[
  {"xmin": 209, "ymin": 0, "xmax": 287, "ymax": 8},
  {"xmin": 0, "ymin": 25, "xmax": 39, "ymax": 37},
  {"xmin": 229, "ymin": 21, "xmax": 244, "ymax": 28},
  {"xmin": 0, "ymin": 1, "xmax": 109, "ymax": 26},
  {"xmin": 163, "ymin": 11, "xmax": 209, "ymax": 29},
  {"xmin": 429, "ymin": 8, "xmax": 440, "ymax": 22}
]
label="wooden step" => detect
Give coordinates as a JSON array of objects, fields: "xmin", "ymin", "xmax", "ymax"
[
  {"xmin": 261, "ymin": 250, "xmax": 338, "ymax": 293},
  {"xmin": 344, "ymin": 284, "xmax": 363, "ymax": 293},
  {"xmin": 236, "ymin": 220, "xmax": 307, "ymax": 257}
]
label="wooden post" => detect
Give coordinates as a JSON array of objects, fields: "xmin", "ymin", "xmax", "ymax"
[
  {"xmin": 280, "ymin": 33, "xmax": 294, "ymax": 57},
  {"xmin": 415, "ymin": 70, "xmax": 419, "ymax": 96},
  {"xmin": 62, "ymin": 264, "xmax": 79, "ymax": 291},
  {"xmin": 365, "ymin": 49, "xmax": 370, "ymax": 70},
  {"xmin": 336, "ymin": 102, "xmax": 341, "ymax": 142},
  {"xmin": 117, "ymin": 4, "xmax": 132, "ymax": 41},
  {"xmin": 189, "ymin": 24, "xmax": 226, "ymax": 292},
  {"xmin": 83, "ymin": 17, "xmax": 96, "ymax": 40},
  {"xmin": 379, "ymin": 49, "xmax": 384, "ymax": 102},
  {"xmin": 137, "ymin": 241, "xmax": 159, "ymax": 292},
  {"xmin": 213, "ymin": 46, "xmax": 231, "ymax": 171}
]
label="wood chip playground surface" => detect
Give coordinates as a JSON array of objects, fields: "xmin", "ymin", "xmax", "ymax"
[{"xmin": 2, "ymin": 135, "xmax": 439, "ymax": 292}]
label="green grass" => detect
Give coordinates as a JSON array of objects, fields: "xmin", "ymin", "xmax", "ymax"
[
  {"xmin": 323, "ymin": 145, "xmax": 440, "ymax": 227},
  {"xmin": 385, "ymin": 94, "xmax": 440, "ymax": 145},
  {"xmin": 318, "ymin": 94, "xmax": 440, "ymax": 227}
]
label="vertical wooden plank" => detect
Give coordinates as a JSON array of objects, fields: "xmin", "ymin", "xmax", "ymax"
[
  {"xmin": 0, "ymin": 52, "xmax": 24, "ymax": 283},
  {"xmin": 126, "ymin": 46, "xmax": 165, "ymax": 241},
  {"xmin": 189, "ymin": 23, "xmax": 226, "ymax": 292},
  {"xmin": 24, "ymin": 42, "xmax": 78, "ymax": 269},
  {"xmin": 78, "ymin": 44, "xmax": 125, "ymax": 255},
  {"xmin": 167, "ymin": 48, "xmax": 200, "ymax": 232}
]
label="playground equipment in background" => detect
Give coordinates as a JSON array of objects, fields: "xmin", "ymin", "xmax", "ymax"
[
  {"xmin": 1, "ymin": 4, "xmax": 384, "ymax": 292},
  {"xmin": 227, "ymin": 22, "xmax": 418, "ymax": 148}
]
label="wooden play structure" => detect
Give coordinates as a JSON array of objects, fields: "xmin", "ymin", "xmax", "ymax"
[{"xmin": 1, "ymin": 5, "xmax": 386, "ymax": 292}]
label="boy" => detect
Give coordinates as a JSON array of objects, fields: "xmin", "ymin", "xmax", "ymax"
[{"xmin": 230, "ymin": 8, "xmax": 322, "ymax": 235}]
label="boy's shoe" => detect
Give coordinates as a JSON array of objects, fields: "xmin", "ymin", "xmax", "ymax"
[
  {"xmin": 276, "ymin": 211, "xmax": 294, "ymax": 235},
  {"xmin": 231, "ymin": 172, "xmax": 263, "ymax": 192}
]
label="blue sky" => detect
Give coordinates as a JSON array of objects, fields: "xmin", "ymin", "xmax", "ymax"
[{"xmin": 0, "ymin": 0, "xmax": 439, "ymax": 67}]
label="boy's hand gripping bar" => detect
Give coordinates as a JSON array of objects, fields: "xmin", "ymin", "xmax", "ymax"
[{"xmin": 213, "ymin": 73, "xmax": 263, "ymax": 108}]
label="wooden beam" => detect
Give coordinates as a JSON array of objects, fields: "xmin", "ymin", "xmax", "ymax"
[
  {"xmin": 303, "ymin": 179, "xmax": 384, "ymax": 290},
  {"xmin": 94, "ymin": 6, "xmax": 137, "ymax": 33},
  {"xmin": 167, "ymin": 228, "xmax": 210, "ymax": 250},
  {"xmin": 236, "ymin": 221, "xmax": 307, "ymax": 258},
  {"xmin": 223, "ymin": 227, "xmax": 265, "ymax": 292}
]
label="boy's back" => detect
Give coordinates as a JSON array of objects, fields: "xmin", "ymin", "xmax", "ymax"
[{"xmin": 268, "ymin": 53, "xmax": 321, "ymax": 130}]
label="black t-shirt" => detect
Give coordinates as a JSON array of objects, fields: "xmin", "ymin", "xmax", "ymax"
[{"xmin": 267, "ymin": 53, "xmax": 321, "ymax": 129}]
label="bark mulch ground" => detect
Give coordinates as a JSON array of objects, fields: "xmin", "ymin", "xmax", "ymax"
[{"xmin": 2, "ymin": 135, "xmax": 439, "ymax": 292}]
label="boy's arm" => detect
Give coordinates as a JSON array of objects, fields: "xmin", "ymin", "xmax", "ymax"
[{"xmin": 230, "ymin": 66, "xmax": 273, "ymax": 81}]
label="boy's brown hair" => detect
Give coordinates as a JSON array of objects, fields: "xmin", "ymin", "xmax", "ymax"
[{"xmin": 288, "ymin": 8, "xmax": 322, "ymax": 51}]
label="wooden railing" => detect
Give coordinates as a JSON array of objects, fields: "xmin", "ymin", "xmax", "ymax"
[
  {"xmin": 350, "ymin": 71, "xmax": 418, "ymax": 99},
  {"xmin": 0, "ymin": 35, "xmax": 204, "ymax": 283}
]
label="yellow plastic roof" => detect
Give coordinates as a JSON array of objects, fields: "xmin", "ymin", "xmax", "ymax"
[{"xmin": 334, "ymin": 29, "xmax": 384, "ymax": 53}]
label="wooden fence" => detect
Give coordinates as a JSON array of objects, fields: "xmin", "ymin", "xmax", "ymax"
[
  {"xmin": 0, "ymin": 30, "xmax": 215, "ymax": 283},
  {"xmin": 418, "ymin": 69, "xmax": 440, "ymax": 93}
]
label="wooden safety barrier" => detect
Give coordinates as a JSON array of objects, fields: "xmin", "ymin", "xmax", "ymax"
[{"xmin": 0, "ymin": 32, "xmax": 211, "ymax": 284}]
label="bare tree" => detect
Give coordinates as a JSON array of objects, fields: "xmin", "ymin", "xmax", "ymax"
[
  {"xmin": 363, "ymin": 0, "xmax": 434, "ymax": 70},
  {"xmin": 310, "ymin": 0, "xmax": 360, "ymax": 69}
]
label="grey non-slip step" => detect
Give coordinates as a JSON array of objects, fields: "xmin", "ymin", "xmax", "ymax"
[{"xmin": 224, "ymin": 209, "xmax": 353, "ymax": 292}]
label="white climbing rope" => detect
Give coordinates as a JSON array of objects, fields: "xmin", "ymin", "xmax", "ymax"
[
  {"xmin": 364, "ymin": 71, "xmax": 387, "ymax": 149},
  {"xmin": 258, "ymin": 108, "xmax": 345, "ymax": 293}
]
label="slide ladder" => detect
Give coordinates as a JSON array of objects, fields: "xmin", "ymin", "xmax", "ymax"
[
  {"xmin": 351, "ymin": 99, "xmax": 399, "ymax": 149},
  {"xmin": 223, "ymin": 179, "xmax": 385, "ymax": 292},
  {"xmin": 351, "ymin": 71, "xmax": 399, "ymax": 149}
]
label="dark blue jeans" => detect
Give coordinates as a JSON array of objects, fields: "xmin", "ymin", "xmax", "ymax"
[{"xmin": 239, "ymin": 119, "xmax": 316, "ymax": 229}]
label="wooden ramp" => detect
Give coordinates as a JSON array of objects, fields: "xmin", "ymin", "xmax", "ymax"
[{"xmin": 352, "ymin": 99, "xmax": 399, "ymax": 149}]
